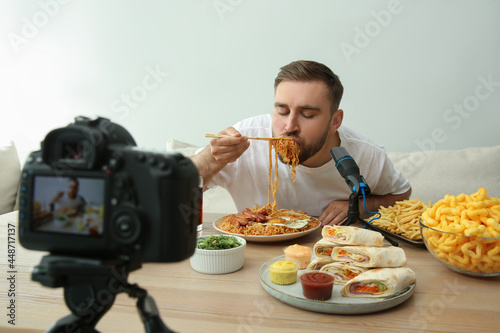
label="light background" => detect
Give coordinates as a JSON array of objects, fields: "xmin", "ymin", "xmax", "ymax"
[{"xmin": 1, "ymin": 0, "xmax": 499, "ymax": 163}]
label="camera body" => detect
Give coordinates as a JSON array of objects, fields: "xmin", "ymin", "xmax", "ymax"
[{"xmin": 18, "ymin": 116, "xmax": 200, "ymax": 263}]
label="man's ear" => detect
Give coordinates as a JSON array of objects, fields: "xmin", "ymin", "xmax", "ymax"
[{"xmin": 329, "ymin": 109, "xmax": 344, "ymax": 133}]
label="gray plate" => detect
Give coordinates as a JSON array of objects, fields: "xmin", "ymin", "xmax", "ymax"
[
  {"xmin": 259, "ymin": 256, "xmax": 416, "ymax": 314},
  {"xmin": 366, "ymin": 224, "xmax": 426, "ymax": 248}
]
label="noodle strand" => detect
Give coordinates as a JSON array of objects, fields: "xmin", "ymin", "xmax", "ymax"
[{"xmin": 266, "ymin": 138, "xmax": 300, "ymax": 213}]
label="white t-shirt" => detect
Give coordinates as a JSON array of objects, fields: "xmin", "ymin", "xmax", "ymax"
[
  {"xmin": 207, "ymin": 114, "xmax": 410, "ymax": 216},
  {"xmin": 53, "ymin": 195, "xmax": 85, "ymax": 213}
]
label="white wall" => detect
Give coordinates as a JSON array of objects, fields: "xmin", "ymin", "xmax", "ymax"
[{"xmin": 1, "ymin": 0, "xmax": 499, "ymax": 164}]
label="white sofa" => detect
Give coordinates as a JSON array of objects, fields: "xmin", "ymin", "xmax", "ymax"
[
  {"xmin": 0, "ymin": 141, "xmax": 21, "ymax": 215},
  {"xmin": 167, "ymin": 139, "xmax": 500, "ymax": 214}
]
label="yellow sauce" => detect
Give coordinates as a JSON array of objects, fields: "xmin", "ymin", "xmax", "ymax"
[
  {"xmin": 269, "ymin": 260, "xmax": 299, "ymax": 285},
  {"xmin": 284, "ymin": 244, "xmax": 312, "ymax": 269}
]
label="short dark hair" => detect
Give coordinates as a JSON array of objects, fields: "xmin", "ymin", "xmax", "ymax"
[
  {"xmin": 68, "ymin": 177, "xmax": 79, "ymax": 187},
  {"xmin": 274, "ymin": 60, "xmax": 344, "ymax": 113}
]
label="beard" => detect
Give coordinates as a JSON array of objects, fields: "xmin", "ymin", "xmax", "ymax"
[{"xmin": 273, "ymin": 125, "xmax": 330, "ymax": 165}]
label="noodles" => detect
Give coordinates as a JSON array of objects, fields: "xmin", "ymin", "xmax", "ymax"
[
  {"xmin": 217, "ymin": 138, "xmax": 306, "ymax": 237},
  {"xmin": 217, "ymin": 207, "xmax": 320, "ymax": 236},
  {"xmin": 266, "ymin": 138, "xmax": 300, "ymax": 213},
  {"xmin": 273, "ymin": 139, "xmax": 300, "ymax": 182}
]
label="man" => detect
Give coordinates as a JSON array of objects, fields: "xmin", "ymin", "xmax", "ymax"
[
  {"xmin": 191, "ymin": 60, "xmax": 411, "ymax": 226},
  {"xmin": 50, "ymin": 177, "xmax": 86, "ymax": 216}
]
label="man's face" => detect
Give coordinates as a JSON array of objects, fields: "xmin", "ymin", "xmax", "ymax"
[
  {"xmin": 272, "ymin": 80, "xmax": 334, "ymax": 165},
  {"xmin": 67, "ymin": 180, "xmax": 78, "ymax": 199}
]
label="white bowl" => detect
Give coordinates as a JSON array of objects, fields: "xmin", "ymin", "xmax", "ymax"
[
  {"xmin": 190, "ymin": 235, "xmax": 246, "ymax": 274},
  {"xmin": 53, "ymin": 214, "xmax": 68, "ymax": 228}
]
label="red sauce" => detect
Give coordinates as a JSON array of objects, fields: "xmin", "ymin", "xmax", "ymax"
[{"xmin": 300, "ymin": 272, "xmax": 335, "ymax": 301}]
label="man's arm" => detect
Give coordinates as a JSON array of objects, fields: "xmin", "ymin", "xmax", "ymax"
[
  {"xmin": 361, "ymin": 188, "xmax": 412, "ymax": 214},
  {"xmin": 319, "ymin": 188, "xmax": 412, "ymax": 226},
  {"xmin": 190, "ymin": 127, "xmax": 250, "ymax": 185}
]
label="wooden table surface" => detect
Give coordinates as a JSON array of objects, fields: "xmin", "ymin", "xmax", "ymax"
[{"xmin": 1, "ymin": 210, "xmax": 499, "ymax": 333}]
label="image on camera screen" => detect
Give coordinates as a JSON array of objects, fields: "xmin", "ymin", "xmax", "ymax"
[{"xmin": 32, "ymin": 175, "xmax": 105, "ymax": 237}]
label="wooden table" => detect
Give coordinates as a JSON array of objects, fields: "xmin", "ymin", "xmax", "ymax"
[{"xmin": 1, "ymin": 210, "xmax": 499, "ymax": 333}]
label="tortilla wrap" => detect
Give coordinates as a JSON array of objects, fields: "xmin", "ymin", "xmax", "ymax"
[
  {"xmin": 331, "ymin": 246, "xmax": 406, "ymax": 268},
  {"xmin": 306, "ymin": 257, "xmax": 334, "ymax": 271},
  {"xmin": 313, "ymin": 239, "xmax": 338, "ymax": 258},
  {"xmin": 322, "ymin": 225, "xmax": 384, "ymax": 246},
  {"xmin": 340, "ymin": 267, "xmax": 416, "ymax": 298},
  {"xmin": 320, "ymin": 262, "xmax": 369, "ymax": 284}
]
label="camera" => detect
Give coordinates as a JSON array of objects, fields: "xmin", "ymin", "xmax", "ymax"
[{"xmin": 18, "ymin": 116, "xmax": 200, "ymax": 263}]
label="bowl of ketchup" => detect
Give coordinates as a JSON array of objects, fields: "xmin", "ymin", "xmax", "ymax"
[{"xmin": 300, "ymin": 271, "xmax": 335, "ymax": 301}]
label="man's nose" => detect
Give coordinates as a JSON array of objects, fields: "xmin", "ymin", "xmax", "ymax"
[{"xmin": 285, "ymin": 114, "xmax": 299, "ymax": 133}]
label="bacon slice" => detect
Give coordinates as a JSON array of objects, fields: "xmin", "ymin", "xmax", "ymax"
[{"xmin": 228, "ymin": 208, "xmax": 271, "ymax": 226}]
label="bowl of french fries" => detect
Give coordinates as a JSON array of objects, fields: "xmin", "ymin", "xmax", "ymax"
[{"xmin": 419, "ymin": 188, "xmax": 500, "ymax": 277}]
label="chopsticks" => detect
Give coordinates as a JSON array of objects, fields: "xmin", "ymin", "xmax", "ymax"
[{"xmin": 205, "ymin": 134, "xmax": 293, "ymax": 141}]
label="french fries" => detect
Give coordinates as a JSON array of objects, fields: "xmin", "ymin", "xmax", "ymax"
[
  {"xmin": 421, "ymin": 188, "xmax": 500, "ymax": 274},
  {"xmin": 369, "ymin": 199, "xmax": 429, "ymax": 241}
]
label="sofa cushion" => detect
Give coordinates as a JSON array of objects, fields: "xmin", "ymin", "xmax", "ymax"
[
  {"xmin": 387, "ymin": 145, "xmax": 500, "ymax": 204},
  {"xmin": 166, "ymin": 139, "xmax": 238, "ymax": 214},
  {"xmin": 0, "ymin": 141, "xmax": 21, "ymax": 214},
  {"xmin": 166, "ymin": 139, "xmax": 201, "ymax": 157}
]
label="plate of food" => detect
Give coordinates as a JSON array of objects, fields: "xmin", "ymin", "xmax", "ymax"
[
  {"xmin": 213, "ymin": 207, "xmax": 322, "ymax": 242},
  {"xmin": 365, "ymin": 224, "xmax": 425, "ymax": 247},
  {"xmin": 259, "ymin": 255, "xmax": 416, "ymax": 314},
  {"xmin": 366, "ymin": 199, "xmax": 428, "ymax": 247}
]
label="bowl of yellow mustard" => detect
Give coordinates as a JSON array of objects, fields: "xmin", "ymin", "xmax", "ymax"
[{"xmin": 268, "ymin": 258, "xmax": 301, "ymax": 285}]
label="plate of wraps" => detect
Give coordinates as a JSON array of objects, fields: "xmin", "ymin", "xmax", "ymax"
[{"xmin": 259, "ymin": 225, "xmax": 416, "ymax": 314}]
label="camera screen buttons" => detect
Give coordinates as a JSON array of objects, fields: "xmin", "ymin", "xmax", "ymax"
[{"xmin": 112, "ymin": 210, "xmax": 141, "ymax": 245}]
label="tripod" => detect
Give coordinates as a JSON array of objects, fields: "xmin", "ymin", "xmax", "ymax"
[
  {"xmin": 342, "ymin": 191, "xmax": 398, "ymax": 247},
  {"xmin": 32, "ymin": 255, "xmax": 175, "ymax": 333},
  {"xmin": 331, "ymin": 147, "xmax": 398, "ymax": 247}
]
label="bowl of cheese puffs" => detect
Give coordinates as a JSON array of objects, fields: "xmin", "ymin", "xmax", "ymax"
[{"xmin": 419, "ymin": 188, "xmax": 500, "ymax": 277}]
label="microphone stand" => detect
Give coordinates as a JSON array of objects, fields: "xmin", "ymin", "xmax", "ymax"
[
  {"xmin": 342, "ymin": 191, "xmax": 399, "ymax": 247},
  {"xmin": 331, "ymin": 147, "xmax": 398, "ymax": 247}
]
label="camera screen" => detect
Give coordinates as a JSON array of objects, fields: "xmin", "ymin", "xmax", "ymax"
[{"xmin": 32, "ymin": 175, "xmax": 105, "ymax": 237}]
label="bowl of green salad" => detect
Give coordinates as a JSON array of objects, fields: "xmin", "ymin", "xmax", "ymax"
[{"xmin": 190, "ymin": 234, "xmax": 246, "ymax": 274}]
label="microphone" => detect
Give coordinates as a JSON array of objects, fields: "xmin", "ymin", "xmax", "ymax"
[{"xmin": 330, "ymin": 147, "xmax": 371, "ymax": 196}]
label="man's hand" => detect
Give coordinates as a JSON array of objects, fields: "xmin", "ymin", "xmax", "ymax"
[
  {"xmin": 209, "ymin": 127, "xmax": 250, "ymax": 163},
  {"xmin": 50, "ymin": 191, "xmax": 64, "ymax": 204},
  {"xmin": 191, "ymin": 127, "xmax": 250, "ymax": 186},
  {"xmin": 319, "ymin": 189, "xmax": 412, "ymax": 227},
  {"xmin": 319, "ymin": 200, "xmax": 349, "ymax": 226}
]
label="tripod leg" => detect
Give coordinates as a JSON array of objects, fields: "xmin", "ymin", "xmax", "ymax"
[
  {"xmin": 46, "ymin": 314, "xmax": 101, "ymax": 333},
  {"xmin": 341, "ymin": 218, "xmax": 355, "ymax": 226},
  {"xmin": 126, "ymin": 283, "xmax": 175, "ymax": 333},
  {"xmin": 54, "ymin": 283, "xmax": 117, "ymax": 332},
  {"xmin": 360, "ymin": 219, "xmax": 399, "ymax": 247}
]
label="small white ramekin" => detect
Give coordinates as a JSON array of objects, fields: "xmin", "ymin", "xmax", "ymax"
[{"xmin": 190, "ymin": 235, "xmax": 246, "ymax": 274}]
